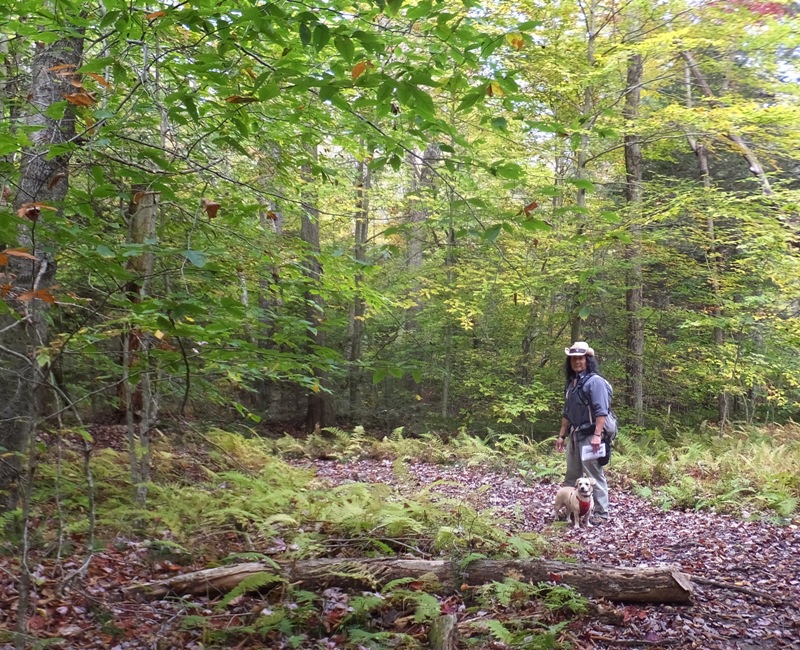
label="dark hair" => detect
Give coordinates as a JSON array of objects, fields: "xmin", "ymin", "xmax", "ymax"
[{"xmin": 564, "ymin": 354, "xmax": 598, "ymax": 381}]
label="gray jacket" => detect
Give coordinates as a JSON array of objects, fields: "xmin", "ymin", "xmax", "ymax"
[{"xmin": 562, "ymin": 372, "xmax": 611, "ymax": 434}]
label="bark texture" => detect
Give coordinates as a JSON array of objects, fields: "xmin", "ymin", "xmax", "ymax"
[
  {"xmin": 301, "ymin": 146, "xmax": 335, "ymax": 432},
  {"xmin": 0, "ymin": 36, "xmax": 84, "ymax": 508},
  {"xmin": 129, "ymin": 557, "xmax": 694, "ymax": 605},
  {"xmin": 624, "ymin": 51, "xmax": 645, "ymax": 425}
]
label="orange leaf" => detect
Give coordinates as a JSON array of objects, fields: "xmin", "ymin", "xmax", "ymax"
[
  {"xmin": 202, "ymin": 198, "xmax": 221, "ymax": 219},
  {"xmin": 18, "ymin": 289, "xmax": 56, "ymax": 304},
  {"xmin": 132, "ymin": 191, "xmax": 146, "ymax": 205},
  {"xmin": 146, "ymin": 10, "xmax": 166, "ymax": 20},
  {"xmin": 0, "ymin": 283, "xmax": 12, "ymax": 296},
  {"xmin": 0, "ymin": 254, "xmax": 6, "ymax": 266},
  {"xmin": 86, "ymin": 72, "xmax": 110, "ymax": 88},
  {"xmin": 505, "ymin": 33, "xmax": 525, "ymax": 51},
  {"xmin": 63, "ymin": 91, "xmax": 96, "ymax": 106},
  {"xmin": 48, "ymin": 173, "xmax": 67, "ymax": 189},
  {"xmin": 266, "ymin": 211, "xmax": 278, "ymax": 221},
  {"xmin": 225, "ymin": 95, "xmax": 259, "ymax": 104},
  {"xmin": 522, "ymin": 201, "xmax": 538, "ymax": 216},
  {"xmin": 352, "ymin": 60, "xmax": 373, "ymax": 80},
  {"xmin": 5, "ymin": 249, "xmax": 38, "ymax": 260},
  {"xmin": 49, "ymin": 64, "xmax": 77, "ymax": 72},
  {"xmin": 17, "ymin": 202, "xmax": 55, "ymax": 221}
]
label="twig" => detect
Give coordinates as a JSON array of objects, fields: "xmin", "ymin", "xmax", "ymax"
[
  {"xmin": 690, "ymin": 575, "xmax": 786, "ymax": 604},
  {"xmin": 587, "ymin": 635, "xmax": 683, "ymax": 647}
]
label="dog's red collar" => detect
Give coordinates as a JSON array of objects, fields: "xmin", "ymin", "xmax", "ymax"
[{"xmin": 579, "ymin": 499, "xmax": 591, "ymax": 516}]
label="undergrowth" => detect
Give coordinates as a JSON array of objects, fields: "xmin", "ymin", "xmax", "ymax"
[{"xmin": 11, "ymin": 420, "xmax": 800, "ymax": 649}]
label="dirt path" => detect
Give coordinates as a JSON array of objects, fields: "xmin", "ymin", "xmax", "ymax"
[{"xmin": 298, "ymin": 458, "xmax": 800, "ymax": 649}]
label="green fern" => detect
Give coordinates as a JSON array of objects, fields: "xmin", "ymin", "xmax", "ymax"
[
  {"xmin": 215, "ymin": 572, "xmax": 284, "ymax": 610},
  {"xmin": 482, "ymin": 619, "xmax": 514, "ymax": 644}
]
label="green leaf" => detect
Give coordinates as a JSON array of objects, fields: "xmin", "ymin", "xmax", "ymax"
[
  {"xmin": 483, "ymin": 224, "xmax": 502, "ymax": 242},
  {"xmin": 373, "ymin": 368, "xmax": 387, "ymax": 384},
  {"xmin": 183, "ymin": 250, "xmax": 206, "ymax": 267},
  {"xmin": 334, "ymin": 35, "xmax": 355, "ymax": 62},
  {"xmin": 411, "ymin": 87, "xmax": 435, "ymax": 118},
  {"xmin": 406, "ymin": 0, "xmax": 432, "ymax": 20},
  {"xmin": 490, "ymin": 116, "xmax": 507, "ymax": 131},
  {"xmin": 78, "ymin": 57, "xmax": 117, "ymax": 74},
  {"xmin": 570, "ymin": 179, "xmax": 595, "ymax": 191},
  {"xmin": 319, "ymin": 84, "xmax": 339, "ymax": 102},
  {"xmin": 494, "ymin": 162, "xmax": 523, "ymax": 179},
  {"xmin": 519, "ymin": 219, "xmax": 551, "ymax": 231},
  {"xmin": 312, "ymin": 24, "xmax": 330, "ymax": 51},
  {"xmin": 578, "ymin": 306, "xmax": 591, "ymax": 320},
  {"xmin": 457, "ymin": 89, "xmax": 483, "ymax": 112},
  {"xmin": 258, "ymin": 82, "xmax": 280, "ymax": 101},
  {"xmin": 45, "ymin": 101, "xmax": 68, "ymax": 120},
  {"xmin": 386, "ymin": 0, "xmax": 404, "ymax": 15},
  {"xmin": 299, "ymin": 23, "xmax": 312, "ymax": 47},
  {"xmin": 96, "ymin": 245, "xmax": 114, "ymax": 258}
]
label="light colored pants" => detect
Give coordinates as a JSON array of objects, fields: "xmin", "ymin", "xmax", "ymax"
[{"xmin": 564, "ymin": 432, "xmax": 609, "ymax": 518}]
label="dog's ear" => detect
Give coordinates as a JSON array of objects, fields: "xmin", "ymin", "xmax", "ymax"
[{"xmin": 589, "ymin": 478, "xmax": 597, "ymax": 486}]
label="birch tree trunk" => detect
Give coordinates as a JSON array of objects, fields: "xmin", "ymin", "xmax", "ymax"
[
  {"xmin": 348, "ymin": 157, "xmax": 370, "ymax": 418},
  {"xmin": 683, "ymin": 60, "xmax": 729, "ymax": 428}
]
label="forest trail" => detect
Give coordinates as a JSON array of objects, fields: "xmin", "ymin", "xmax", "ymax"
[{"xmin": 296, "ymin": 458, "xmax": 800, "ymax": 649}]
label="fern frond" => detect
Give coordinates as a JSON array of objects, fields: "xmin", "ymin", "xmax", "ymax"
[{"xmin": 215, "ymin": 572, "xmax": 284, "ymax": 610}]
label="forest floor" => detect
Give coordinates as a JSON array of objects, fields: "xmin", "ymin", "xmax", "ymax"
[
  {"xmin": 2, "ymin": 443, "xmax": 800, "ymax": 649},
  {"xmin": 293, "ymin": 458, "xmax": 800, "ymax": 650}
]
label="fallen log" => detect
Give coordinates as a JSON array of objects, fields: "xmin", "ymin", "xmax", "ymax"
[{"xmin": 129, "ymin": 557, "xmax": 694, "ymax": 605}]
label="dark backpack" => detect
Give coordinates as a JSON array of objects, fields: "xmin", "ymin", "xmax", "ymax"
[{"xmin": 574, "ymin": 373, "xmax": 618, "ymax": 466}]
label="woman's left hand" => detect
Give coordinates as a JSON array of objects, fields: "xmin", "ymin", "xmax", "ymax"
[{"xmin": 591, "ymin": 434, "xmax": 602, "ymax": 452}]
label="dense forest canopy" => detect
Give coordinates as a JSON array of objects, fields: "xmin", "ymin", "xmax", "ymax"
[{"xmin": 1, "ymin": 0, "xmax": 799, "ymax": 486}]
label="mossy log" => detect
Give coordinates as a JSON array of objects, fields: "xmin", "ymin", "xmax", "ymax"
[{"xmin": 130, "ymin": 557, "xmax": 694, "ymax": 605}]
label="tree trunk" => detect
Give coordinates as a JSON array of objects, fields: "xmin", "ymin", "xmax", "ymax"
[
  {"xmin": 348, "ymin": 156, "xmax": 370, "ymax": 417},
  {"xmin": 405, "ymin": 143, "xmax": 439, "ymax": 397},
  {"xmin": 122, "ymin": 187, "xmax": 158, "ymax": 505},
  {"xmin": 624, "ymin": 51, "xmax": 645, "ymax": 425},
  {"xmin": 569, "ymin": 0, "xmax": 597, "ymax": 341},
  {"xmin": 683, "ymin": 60, "xmax": 729, "ymax": 428},
  {"xmin": 129, "ymin": 557, "xmax": 694, "ymax": 605},
  {"xmin": 301, "ymin": 146, "xmax": 335, "ymax": 432},
  {"xmin": 0, "ymin": 36, "xmax": 84, "ymax": 509},
  {"xmin": 680, "ymin": 50, "xmax": 772, "ymax": 196}
]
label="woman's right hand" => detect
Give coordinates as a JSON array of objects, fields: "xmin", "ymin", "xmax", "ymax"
[{"xmin": 555, "ymin": 436, "xmax": 565, "ymax": 452}]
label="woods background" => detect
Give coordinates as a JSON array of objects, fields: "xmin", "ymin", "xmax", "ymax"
[{"xmin": 1, "ymin": 0, "xmax": 800, "ymax": 498}]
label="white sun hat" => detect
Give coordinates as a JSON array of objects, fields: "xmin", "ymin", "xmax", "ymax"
[{"xmin": 565, "ymin": 341, "xmax": 594, "ymax": 357}]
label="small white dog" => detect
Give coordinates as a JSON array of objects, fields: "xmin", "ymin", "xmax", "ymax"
[{"xmin": 554, "ymin": 477, "xmax": 596, "ymax": 528}]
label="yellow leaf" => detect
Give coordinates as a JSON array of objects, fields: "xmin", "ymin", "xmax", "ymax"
[
  {"xmin": 154, "ymin": 330, "xmax": 165, "ymax": 340},
  {"xmin": 486, "ymin": 82, "xmax": 505, "ymax": 97},
  {"xmin": 505, "ymin": 33, "xmax": 525, "ymax": 51}
]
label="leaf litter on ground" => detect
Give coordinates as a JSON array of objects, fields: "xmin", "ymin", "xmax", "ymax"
[{"xmin": 2, "ymin": 453, "xmax": 799, "ymax": 649}]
